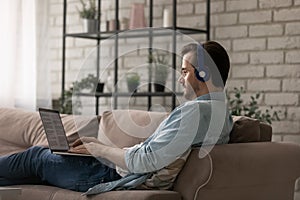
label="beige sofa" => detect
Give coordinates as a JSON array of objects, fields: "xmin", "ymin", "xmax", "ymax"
[{"xmin": 1, "ymin": 108, "xmax": 300, "ymax": 200}]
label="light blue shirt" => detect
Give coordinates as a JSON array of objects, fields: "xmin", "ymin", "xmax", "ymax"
[
  {"xmin": 83, "ymin": 92, "xmax": 233, "ymax": 195},
  {"xmin": 125, "ymin": 92, "xmax": 233, "ymax": 173}
]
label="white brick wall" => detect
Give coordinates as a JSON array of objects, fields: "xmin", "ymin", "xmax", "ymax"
[
  {"xmin": 286, "ymin": 22, "xmax": 300, "ymax": 35},
  {"xmin": 247, "ymin": 79, "xmax": 281, "ymax": 92},
  {"xmin": 265, "ymin": 93, "xmax": 298, "ymax": 105},
  {"xmin": 250, "ymin": 51, "xmax": 284, "ymax": 64},
  {"xmin": 259, "ymin": 0, "xmax": 293, "ymax": 8},
  {"xmin": 233, "ymin": 38, "xmax": 266, "ymax": 51},
  {"xmin": 274, "ymin": 8, "xmax": 300, "ymax": 21},
  {"xmin": 226, "ymin": 0, "xmax": 257, "ymax": 11},
  {"xmin": 231, "ymin": 65, "xmax": 264, "ymax": 78},
  {"xmin": 266, "ymin": 65, "xmax": 300, "ymax": 78},
  {"xmin": 215, "ymin": 26, "xmax": 248, "ymax": 39},
  {"xmin": 286, "ymin": 50, "xmax": 300, "ymax": 63},
  {"xmin": 249, "ymin": 24, "xmax": 283, "ymax": 37},
  {"xmin": 48, "ymin": 0, "xmax": 300, "ymax": 143},
  {"xmin": 239, "ymin": 11, "xmax": 272, "ymax": 24}
]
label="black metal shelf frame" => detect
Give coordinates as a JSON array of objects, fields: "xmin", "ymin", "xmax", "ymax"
[
  {"xmin": 76, "ymin": 92, "xmax": 183, "ymax": 97},
  {"xmin": 61, "ymin": 0, "xmax": 210, "ymax": 115}
]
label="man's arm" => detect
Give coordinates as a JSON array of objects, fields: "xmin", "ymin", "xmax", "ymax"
[
  {"xmin": 125, "ymin": 102, "xmax": 200, "ymax": 173},
  {"xmin": 71, "ymin": 137, "xmax": 128, "ymax": 170}
]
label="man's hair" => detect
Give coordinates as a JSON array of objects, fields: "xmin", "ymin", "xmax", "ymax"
[{"xmin": 181, "ymin": 41, "xmax": 230, "ymax": 87}]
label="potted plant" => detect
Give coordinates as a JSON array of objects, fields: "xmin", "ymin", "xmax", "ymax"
[
  {"xmin": 126, "ymin": 72, "xmax": 140, "ymax": 93},
  {"xmin": 77, "ymin": 0, "xmax": 99, "ymax": 33},
  {"xmin": 149, "ymin": 51, "xmax": 169, "ymax": 92},
  {"xmin": 59, "ymin": 74, "xmax": 104, "ymax": 114}
]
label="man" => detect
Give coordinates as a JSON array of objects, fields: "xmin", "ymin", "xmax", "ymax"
[{"xmin": 0, "ymin": 41, "xmax": 233, "ymax": 195}]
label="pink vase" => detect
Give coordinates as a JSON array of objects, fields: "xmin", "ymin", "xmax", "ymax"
[{"xmin": 129, "ymin": 3, "xmax": 146, "ymax": 29}]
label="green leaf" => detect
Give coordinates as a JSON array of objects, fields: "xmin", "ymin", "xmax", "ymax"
[{"xmin": 226, "ymin": 87, "xmax": 281, "ymax": 124}]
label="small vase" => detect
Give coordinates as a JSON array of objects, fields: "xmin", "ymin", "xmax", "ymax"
[
  {"xmin": 106, "ymin": 72, "xmax": 113, "ymax": 92},
  {"xmin": 163, "ymin": 8, "xmax": 172, "ymax": 27},
  {"xmin": 154, "ymin": 83, "xmax": 165, "ymax": 92},
  {"xmin": 96, "ymin": 82, "xmax": 104, "ymax": 93},
  {"xmin": 82, "ymin": 19, "xmax": 99, "ymax": 33},
  {"xmin": 129, "ymin": 3, "xmax": 146, "ymax": 29}
]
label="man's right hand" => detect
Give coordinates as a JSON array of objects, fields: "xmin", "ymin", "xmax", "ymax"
[{"xmin": 71, "ymin": 137, "xmax": 102, "ymax": 148}]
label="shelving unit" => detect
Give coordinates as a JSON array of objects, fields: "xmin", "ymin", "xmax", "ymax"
[{"xmin": 61, "ymin": 0, "xmax": 210, "ymax": 115}]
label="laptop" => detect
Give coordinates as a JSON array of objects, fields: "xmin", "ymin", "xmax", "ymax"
[{"xmin": 38, "ymin": 108, "xmax": 92, "ymax": 157}]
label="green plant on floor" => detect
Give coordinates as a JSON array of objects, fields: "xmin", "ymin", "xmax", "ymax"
[
  {"xmin": 59, "ymin": 74, "xmax": 99, "ymax": 114},
  {"xmin": 226, "ymin": 87, "xmax": 281, "ymax": 124}
]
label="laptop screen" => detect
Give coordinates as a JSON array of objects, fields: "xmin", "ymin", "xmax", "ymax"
[{"xmin": 39, "ymin": 108, "xmax": 69, "ymax": 151}]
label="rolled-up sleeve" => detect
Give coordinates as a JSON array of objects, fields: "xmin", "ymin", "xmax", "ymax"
[{"xmin": 124, "ymin": 102, "xmax": 201, "ymax": 174}]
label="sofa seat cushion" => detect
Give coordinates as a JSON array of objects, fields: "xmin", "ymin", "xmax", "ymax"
[{"xmin": 6, "ymin": 185, "xmax": 181, "ymax": 200}]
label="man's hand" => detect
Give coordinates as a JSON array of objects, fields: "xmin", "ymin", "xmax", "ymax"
[
  {"xmin": 70, "ymin": 137, "xmax": 103, "ymax": 156},
  {"xmin": 70, "ymin": 136, "xmax": 128, "ymax": 170},
  {"xmin": 71, "ymin": 136, "xmax": 102, "ymax": 147}
]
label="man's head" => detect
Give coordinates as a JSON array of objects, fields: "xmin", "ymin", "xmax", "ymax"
[{"xmin": 178, "ymin": 41, "xmax": 230, "ymax": 100}]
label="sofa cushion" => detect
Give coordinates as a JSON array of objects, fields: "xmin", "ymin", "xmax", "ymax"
[
  {"xmin": 229, "ymin": 116, "xmax": 261, "ymax": 143},
  {"xmin": 0, "ymin": 108, "xmax": 99, "ymax": 156},
  {"xmin": 259, "ymin": 122, "xmax": 272, "ymax": 142},
  {"xmin": 97, "ymin": 109, "xmax": 168, "ymax": 148}
]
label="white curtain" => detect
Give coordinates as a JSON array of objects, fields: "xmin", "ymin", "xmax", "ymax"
[{"xmin": 0, "ymin": 0, "xmax": 51, "ymax": 111}]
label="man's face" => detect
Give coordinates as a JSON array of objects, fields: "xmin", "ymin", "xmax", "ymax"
[{"xmin": 178, "ymin": 52, "xmax": 200, "ymax": 100}]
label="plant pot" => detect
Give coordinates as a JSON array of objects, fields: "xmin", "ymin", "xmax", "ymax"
[
  {"xmin": 154, "ymin": 83, "xmax": 165, "ymax": 92},
  {"xmin": 96, "ymin": 82, "xmax": 104, "ymax": 93},
  {"xmin": 82, "ymin": 19, "xmax": 99, "ymax": 33},
  {"xmin": 127, "ymin": 82, "xmax": 139, "ymax": 93},
  {"xmin": 126, "ymin": 72, "xmax": 140, "ymax": 93}
]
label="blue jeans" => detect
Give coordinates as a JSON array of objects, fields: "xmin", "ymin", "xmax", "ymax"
[{"xmin": 0, "ymin": 146, "xmax": 121, "ymax": 192}]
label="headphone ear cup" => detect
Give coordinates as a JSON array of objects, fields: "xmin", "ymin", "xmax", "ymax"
[
  {"xmin": 195, "ymin": 67, "xmax": 210, "ymax": 82},
  {"xmin": 196, "ymin": 44, "xmax": 210, "ymax": 82}
]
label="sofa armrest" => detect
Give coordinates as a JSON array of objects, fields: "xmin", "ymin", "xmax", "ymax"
[{"xmin": 174, "ymin": 142, "xmax": 300, "ymax": 200}]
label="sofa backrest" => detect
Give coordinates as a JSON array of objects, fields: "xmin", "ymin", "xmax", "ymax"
[
  {"xmin": 174, "ymin": 142, "xmax": 300, "ymax": 200},
  {"xmin": 97, "ymin": 111, "xmax": 273, "ymax": 147},
  {"xmin": 173, "ymin": 117, "xmax": 273, "ymax": 200}
]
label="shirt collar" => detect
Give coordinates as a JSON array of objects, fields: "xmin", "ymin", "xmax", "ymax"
[{"xmin": 195, "ymin": 92, "xmax": 226, "ymax": 101}]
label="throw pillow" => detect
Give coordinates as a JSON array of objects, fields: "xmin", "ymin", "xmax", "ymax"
[
  {"xmin": 229, "ymin": 116, "xmax": 260, "ymax": 143},
  {"xmin": 97, "ymin": 109, "xmax": 168, "ymax": 148}
]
